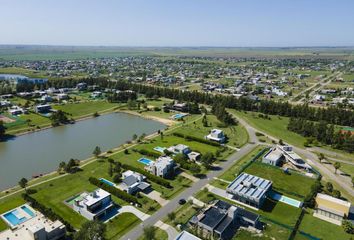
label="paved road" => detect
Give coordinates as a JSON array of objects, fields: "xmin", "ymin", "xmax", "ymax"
[
  {"xmin": 121, "ymin": 143, "xmax": 256, "ymax": 240},
  {"xmin": 234, "ymin": 113, "xmax": 354, "ymax": 198}
]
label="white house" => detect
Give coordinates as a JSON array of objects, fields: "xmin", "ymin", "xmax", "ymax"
[
  {"xmin": 145, "ymin": 156, "xmax": 175, "ymax": 178},
  {"xmin": 167, "ymin": 144, "xmax": 191, "ymax": 155},
  {"xmin": 72, "ymin": 189, "xmax": 114, "ymax": 220},
  {"xmin": 121, "ymin": 170, "xmax": 150, "ymax": 194},
  {"xmin": 206, "ymin": 129, "xmax": 226, "ymax": 143}
]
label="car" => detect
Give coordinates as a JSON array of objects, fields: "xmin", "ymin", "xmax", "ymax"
[{"xmin": 178, "ymin": 198, "xmax": 186, "ymax": 205}]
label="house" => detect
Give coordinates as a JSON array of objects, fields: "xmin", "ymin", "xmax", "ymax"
[
  {"xmin": 226, "ymin": 173, "xmax": 272, "ymax": 209},
  {"xmin": 206, "ymin": 129, "xmax": 226, "ymax": 143},
  {"xmin": 72, "ymin": 188, "xmax": 115, "ymax": 220},
  {"xmin": 91, "ymin": 91, "xmax": 102, "ymax": 98},
  {"xmin": 9, "ymin": 108, "xmax": 24, "ymax": 115},
  {"xmin": 187, "ymin": 151, "xmax": 201, "ymax": 162},
  {"xmin": 314, "ymin": 193, "xmax": 351, "ymax": 225},
  {"xmin": 40, "ymin": 95, "xmax": 53, "ymax": 102},
  {"xmin": 168, "ymin": 144, "xmax": 191, "ymax": 155},
  {"xmin": 35, "ymin": 104, "xmax": 52, "ymax": 113},
  {"xmin": 278, "ymin": 145, "xmax": 312, "ymax": 170},
  {"xmin": 76, "ymin": 82, "xmax": 87, "ymax": 90},
  {"xmin": 145, "ymin": 156, "xmax": 175, "ymax": 178},
  {"xmin": 171, "ymin": 102, "xmax": 188, "ymax": 112},
  {"xmin": 121, "ymin": 170, "xmax": 150, "ymax": 194},
  {"xmin": 175, "ymin": 231, "xmax": 201, "ymax": 240},
  {"xmin": 262, "ymin": 147, "xmax": 283, "ymax": 166},
  {"xmin": 189, "ymin": 200, "xmax": 261, "ymax": 240},
  {"xmin": 56, "ymin": 93, "xmax": 68, "ymax": 100},
  {"xmin": 0, "ymin": 205, "xmax": 66, "ymax": 240}
]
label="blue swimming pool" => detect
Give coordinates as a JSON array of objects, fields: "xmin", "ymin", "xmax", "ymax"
[
  {"xmin": 153, "ymin": 146, "xmax": 166, "ymax": 153},
  {"xmin": 100, "ymin": 178, "xmax": 115, "ymax": 186},
  {"xmin": 270, "ymin": 191, "xmax": 302, "ymax": 208},
  {"xmin": 173, "ymin": 113, "xmax": 187, "ymax": 119},
  {"xmin": 3, "ymin": 210, "xmax": 26, "ymax": 226},
  {"xmin": 138, "ymin": 158, "xmax": 154, "ymax": 165},
  {"xmin": 21, "ymin": 206, "xmax": 35, "ymax": 217}
]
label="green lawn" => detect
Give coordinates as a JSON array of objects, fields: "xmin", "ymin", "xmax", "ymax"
[
  {"xmin": 0, "ymin": 194, "xmax": 26, "ymax": 231},
  {"xmin": 164, "ymin": 202, "xmax": 200, "ymax": 227},
  {"xmin": 230, "ymin": 110, "xmax": 306, "ymax": 148},
  {"xmin": 296, "ymin": 210, "xmax": 352, "ymax": 240},
  {"xmin": 137, "ymin": 227, "xmax": 168, "ymax": 240},
  {"xmin": 244, "ymin": 162, "xmax": 316, "ymax": 200},
  {"xmin": 53, "ymin": 101, "xmax": 119, "ymax": 118},
  {"xmin": 105, "ymin": 213, "xmax": 141, "ymax": 240}
]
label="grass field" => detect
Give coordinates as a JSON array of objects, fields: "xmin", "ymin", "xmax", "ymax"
[
  {"xmin": 105, "ymin": 213, "xmax": 141, "ymax": 240},
  {"xmin": 53, "ymin": 101, "xmax": 119, "ymax": 118},
  {"xmin": 230, "ymin": 110, "xmax": 306, "ymax": 147},
  {"xmin": 137, "ymin": 227, "xmax": 168, "ymax": 240},
  {"xmin": 296, "ymin": 210, "xmax": 352, "ymax": 240},
  {"xmin": 164, "ymin": 201, "xmax": 199, "ymax": 227},
  {"xmin": 233, "ymin": 221, "xmax": 292, "ymax": 240}
]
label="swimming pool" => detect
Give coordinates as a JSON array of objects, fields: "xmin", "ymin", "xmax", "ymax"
[
  {"xmin": 172, "ymin": 113, "xmax": 188, "ymax": 119},
  {"xmin": 1, "ymin": 204, "xmax": 36, "ymax": 228},
  {"xmin": 138, "ymin": 157, "xmax": 154, "ymax": 165},
  {"xmin": 100, "ymin": 178, "xmax": 116, "ymax": 187},
  {"xmin": 153, "ymin": 146, "xmax": 166, "ymax": 153},
  {"xmin": 270, "ymin": 192, "xmax": 302, "ymax": 208}
]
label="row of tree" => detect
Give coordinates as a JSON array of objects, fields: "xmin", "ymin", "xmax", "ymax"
[
  {"xmin": 15, "ymin": 77, "xmax": 354, "ymax": 127},
  {"xmin": 288, "ymin": 118, "xmax": 354, "ymax": 153}
]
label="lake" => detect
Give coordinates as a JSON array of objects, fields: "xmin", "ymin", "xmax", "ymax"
[{"xmin": 0, "ymin": 112, "xmax": 166, "ymax": 190}]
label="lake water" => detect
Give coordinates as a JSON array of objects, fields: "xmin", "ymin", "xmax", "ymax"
[{"xmin": 0, "ymin": 112, "xmax": 166, "ymax": 190}]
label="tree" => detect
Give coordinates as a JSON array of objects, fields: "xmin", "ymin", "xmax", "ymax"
[
  {"xmin": 318, "ymin": 153, "xmax": 325, "ymax": 163},
  {"xmin": 167, "ymin": 212, "xmax": 176, "ymax": 222},
  {"xmin": 352, "ymin": 176, "xmax": 354, "ymax": 187},
  {"xmin": 342, "ymin": 220, "xmax": 354, "ymax": 234},
  {"xmin": 132, "ymin": 134, "xmax": 138, "ymax": 141},
  {"xmin": 58, "ymin": 161, "xmax": 66, "ymax": 173},
  {"xmin": 74, "ymin": 220, "xmax": 106, "ymax": 240},
  {"xmin": 160, "ymin": 131, "xmax": 164, "ymax": 140},
  {"xmin": 325, "ymin": 182, "xmax": 333, "ymax": 193},
  {"xmin": 190, "ymin": 165, "xmax": 202, "ymax": 175},
  {"xmin": 19, "ymin": 178, "xmax": 28, "ymax": 191},
  {"xmin": 201, "ymin": 152, "xmax": 214, "ymax": 169},
  {"xmin": 0, "ymin": 121, "xmax": 6, "ymax": 139},
  {"xmin": 143, "ymin": 226, "xmax": 156, "ymax": 240},
  {"xmin": 93, "ymin": 146, "xmax": 101, "ymax": 157},
  {"xmin": 279, "ymin": 139, "xmax": 284, "ymax": 145},
  {"xmin": 108, "ymin": 163, "xmax": 113, "ymax": 177},
  {"xmin": 334, "ymin": 162, "xmax": 341, "ymax": 174},
  {"xmin": 332, "ymin": 189, "xmax": 341, "ymax": 199},
  {"xmin": 113, "ymin": 173, "xmax": 122, "ymax": 183}
]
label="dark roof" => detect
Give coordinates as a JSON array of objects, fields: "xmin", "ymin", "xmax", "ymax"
[
  {"xmin": 123, "ymin": 175, "xmax": 138, "ymax": 186},
  {"xmin": 238, "ymin": 208, "xmax": 259, "ymax": 222},
  {"xmin": 200, "ymin": 207, "xmax": 226, "ymax": 229},
  {"xmin": 214, "ymin": 216, "xmax": 233, "ymax": 234},
  {"xmin": 137, "ymin": 182, "xmax": 150, "ymax": 190},
  {"xmin": 214, "ymin": 200, "xmax": 232, "ymax": 211}
]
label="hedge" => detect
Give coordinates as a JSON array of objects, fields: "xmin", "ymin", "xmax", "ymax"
[
  {"xmin": 22, "ymin": 193, "xmax": 75, "ymax": 232},
  {"xmin": 121, "ymin": 163, "xmax": 172, "ymax": 188},
  {"xmin": 136, "ymin": 149, "xmax": 161, "ymax": 158},
  {"xmin": 172, "ymin": 132, "xmax": 221, "ymax": 146},
  {"xmin": 88, "ymin": 177, "xmax": 139, "ymax": 204}
]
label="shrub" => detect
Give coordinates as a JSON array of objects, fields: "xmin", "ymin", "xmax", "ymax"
[
  {"xmin": 137, "ymin": 149, "xmax": 161, "ymax": 158},
  {"xmin": 172, "ymin": 132, "xmax": 220, "ymax": 146}
]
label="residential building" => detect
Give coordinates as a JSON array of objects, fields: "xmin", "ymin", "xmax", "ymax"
[
  {"xmin": 226, "ymin": 173, "xmax": 272, "ymax": 209},
  {"xmin": 168, "ymin": 144, "xmax": 191, "ymax": 155},
  {"xmin": 145, "ymin": 156, "xmax": 175, "ymax": 178},
  {"xmin": 278, "ymin": 145, "xmax": 312, "ymax": 170},
  {"xmin": 189, "ymin": 200, "xmax": 261, "ymax": 240},
  {"xmin": 34, "ymin": 104, "xmax": 52, "ymax": 113},
  {"xmin": 206, "ymin": 129, "xmax": 226, "ymax": 143},
  {"xmin": 72, "ymin": 188, "xmax": 115, "ymax": 220},
  {"xmin": 262, "ymin": 147, "xmax": 283, "ymax": 166},
  {"xmin": 121, "ymin": 170, "xmax": 150, "ymax": 194},
  {"xmin": 187, "ymin": 151, "xmax": 201, "ymax": 162},
  {"xmin": 314, "ymin": 193, "xmax": 351, "ymax": 225}
]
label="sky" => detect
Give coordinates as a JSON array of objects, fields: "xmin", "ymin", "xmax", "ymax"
[{"xmin": 1, "ymin": 0, "xmax": 354, "ymax": 47}]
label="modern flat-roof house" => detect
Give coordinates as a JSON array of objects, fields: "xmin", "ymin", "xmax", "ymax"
[
  {"xmin": 34, "ymin": 104, "xmax": 52, "ymax": 113},
  {"xmin": 0, "ymin": 205, "xmax": 66, "ymax": 240},
  {"xmin": 314, "ymin": 193, "xmax": 351, "ymax": 225},
  {"xmin": 187, "ymin": 151, "xmax": 201, "ymax": 162},
  {"xmin": 121, "ymin": 170, "xmax": 151, "ymax": 194},
  {"xmin": 174, "ymin": 231, "xmax": 201, "ymax": 240},
  {"xmin": 168, "ymin": 144, "xmax": 191, "ymax": 155},
  {"xmin": 262, "ymin": 147, "xmax": 283, "ymax": 166},
  {"xmin": 278, "ymin": 145, "xmax": 312, "ymax": 171},
  {"xmin": 145, "ymin": 156, "xmax": 175, "ymax": 178},
  {"xmin": 226, "ymin": 173, "xmax": 272, "ymax": 209},
  {"xmin": 72, "ymin": 188, "xmax": 115, "ymax": 220},
  {"xmin": 189, "ymin": 200, "xmax": 261, "ymax": 240},
  {"xmin": 206, "ymin": 129, "xmax": 226, "ymax": 143}
]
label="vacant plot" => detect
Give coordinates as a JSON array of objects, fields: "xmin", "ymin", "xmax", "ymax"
[
  {"xmin": 164, "ymin": 201, "xmax": 200, "ymax": 227},
  {"xmin": 296, "ymin": 210, "xmax": 352, "ymax": 240},
  {"xmin": 137, "ymin": 227, "xmax": 168, "ymax": 240},
  {"xmin": 53, "ymin": 101, "xmax": 119, "ymax": 118},
  {"xmin": 231, "ymin": 110, "xmax": 306, "ymax": 147},
  {"xmin": 105, "ymin": 213, "xmax": 141, "ymax": 240},
  {"xmin": 233, "ymin": 221, "xmax": 292, "ymax": 240},
  {"xmin": 244, "ymin": 162, "xmax": 316, "ymax": 200}
]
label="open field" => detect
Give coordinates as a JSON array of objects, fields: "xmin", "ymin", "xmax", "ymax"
[
  {"xmin": 137, "ymin": 227, "xmax": 168, "ymax": 240},
  {"xmin": 295, "ymin": 210, "xmax": 352, "ymax": 240},
  {"xmin": 105, "ymin": 213, "xmax": 141, "ymax": 240},
  {"xmin": 233, "ymin": 221, "xmax": 292, "ymax": 240},
  {"xmin": 53, "ymin": 101, "xmax": 119, "ymax": 118}
]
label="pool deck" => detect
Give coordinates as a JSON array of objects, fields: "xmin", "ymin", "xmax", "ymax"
[{"xmin": 0, "ymin": 204, "xmax": 36, "ymax": 229}]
